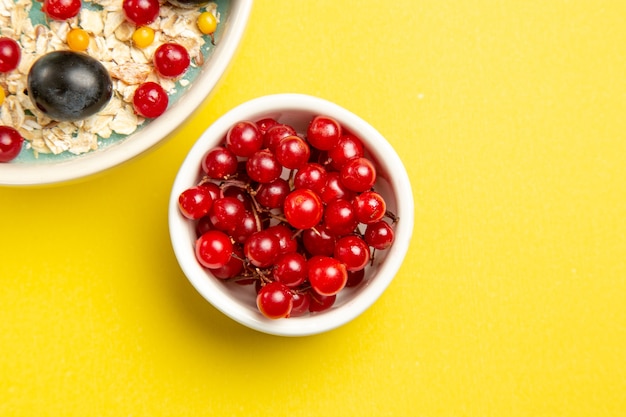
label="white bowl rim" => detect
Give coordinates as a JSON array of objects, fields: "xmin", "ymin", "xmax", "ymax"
[
  {"xmin": 0, "ymin": 0, "xmax": 254, "ymax": 187},
  {"xmin": 169, "ymin": 93, "xmax": 414, "ymax": 336}
]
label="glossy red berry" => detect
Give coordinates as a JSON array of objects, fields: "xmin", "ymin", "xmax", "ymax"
[
  {"xmin": 283, "ymin": 188, "xmax": 323, "ymax": 230},
  {"xmin": 334, "ymin": 235, "xmax": 370, "ymax": 272},
  {"xmin": 289, "ymin": 291, "xmax": 311, "ymax": 317},
  {"xmin": 246, "ymin": 149, "xmax": 282, "ymax": 183},
  {"xmin": 209, "ymin": 196, "xmax": 247, "ymax": 233},
  {"xmin": 307, "ymin": 255, "xmax": 348, "ymax": 296},
  {"xmin": 201, "ymin": 146, "xmax": 238, "ymax": 179},
  {"xmin": 0, "ymin": 126, "xmax": 23, "ymax": 162},
  {"xmin": 195, "ymin": 230, "xmax": 233, "ymax": 269},
  {"xmin": 274, "ymin": 252, "xmax": 308, "ymax": 288},
  {"xmin": 307, "ymin": 115, "xmax": 341, "ymax": 151},
  {"xmin": 178, "ymin": 186, "xmax": 214, "ymax": 220},
  {"xmin": 293, "ymin": 163, "xmax": 327, "ymax": 193},
  {"xmin": 323, "ymin": 198, "xmax": 358, "ymax": 236},
  {"xmin": 133, "ymin": 82, "xmax": 168, "ymax": 118},
  {"xmin": 210, "ymin": 246, "xmax": 244, "ymax": 279},
  {"xmin": 226, "ymin": 121, "xmax": 263, "ymax": 157},
  {"xmin": 352, "ymin": 190, "xmax": 386, "ymax": 224},
  {"xmin": 123, "ymin": 0, "xmax": 159, "ymax": 25},
  {"xmin": 255, "ymin": 178, "xmax": 290, "ymax": 209},
  {"xmin": 308, "ymin": 291, "xmax": 336, "ymax": 313},
  {"xmin": 42, "ymin": 0, "xmax": 82, "ymax": 20},
  {"xmin": 244, "ymin": 229, "xmax": 281, "ymax": 268},
  {"xmin": 263, "ymin": 123, "xmax": 297, "ymax": 151},
  {"xmin": 301, "ymin": 225, "xmax": 336, "ymax": 257},
  {"xmin": 340, "ymin": 157, "xmax": 377, "ymax": 192},
  {"xmin": 275, "ymin": 135, "xmax": 310, "ymax": 169},
  {"xmin": 364, "ymin": 220, "xmax": 395, "ymax": 250},
  {"xmin": 257, "ymin": 281, "xmax": 293, "ymax": 319},
  {"xmin": 328, "ymin": 131, "xmax": 364, "ymax": 170},
  {"xmin": 154, "ymin": 43, "xmax": 190, "ymax": 78},
  {"xmin": 0, "ymin": 37, "xmax": 21, "ymax": 73}
]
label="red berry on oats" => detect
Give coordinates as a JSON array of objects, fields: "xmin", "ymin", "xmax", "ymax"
[
  {"xmin": 0, "ymin": 126, "xmax": 24, "ymax": 162},
  {"xmin": 123, "ymin": 0, "xmax": 160, "ymax": 26},
  {"xmin": 0, "ymin": 37, "xmax": 21, "ymax": 73},
  {"xmin": 133, "ymin": 82, "xmax": 168, "ymax": 118},
  {"xmin": 154, "ymin": 43, "xmax": 190, "ymax": 78},
  {"xmin": 42, "ymin": 0, "xmax": 82, "ymax": 21}
]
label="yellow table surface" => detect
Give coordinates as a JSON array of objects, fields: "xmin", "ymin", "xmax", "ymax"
[{"xmin": 2, "ymin": 0, "xmax": 625, "ymax": 415}]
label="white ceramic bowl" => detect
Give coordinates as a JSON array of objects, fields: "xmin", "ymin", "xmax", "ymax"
[
  {"xmin": 0, "ymin": 0, "xmax": 253, "ymax": 187},
  {"xmin": 168, "ymin": 94, "xmax": 414, "ymax": 336}
]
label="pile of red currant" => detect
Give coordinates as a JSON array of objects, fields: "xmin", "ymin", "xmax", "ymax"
[{"xmin": 177, "ymin": 115, "xmax": 398, "ymax": 319}]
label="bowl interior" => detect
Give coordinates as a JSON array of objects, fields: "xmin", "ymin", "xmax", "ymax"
[
  {"xmin": 169, "ymin": 94, "xmax": 414, "ymax": 336},
  {"xmin": 0, "ymin": 0, "xmax": 252, "ymax": 186}
]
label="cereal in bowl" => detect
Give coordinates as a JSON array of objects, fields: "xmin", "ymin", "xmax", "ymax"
[{"xmin": 0, "ymin": 0, "xmax": 219, "ymax": 159}]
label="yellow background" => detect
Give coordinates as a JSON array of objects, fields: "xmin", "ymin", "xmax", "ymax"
[{"xmin": 2, "ymin": 0, "xmax": 626, "ymax": 415}]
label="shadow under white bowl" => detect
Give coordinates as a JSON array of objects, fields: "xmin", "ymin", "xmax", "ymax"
[
  {"xmin": 169, "ymin": 93, "xmax": 414, "ymax": 336},
  {"xmin": 0, "ymin": 0, "xmax": 253, "ymax": 187}
]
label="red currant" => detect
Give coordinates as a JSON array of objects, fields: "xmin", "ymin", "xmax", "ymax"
[
  {"xmin": 255, "ymin": 178, "xmax": 290, "ymax": 209},
  {"xmin": 246, "ymin": 149, "xmax": 282, "ymax": 183},
  {"xmin": 345, "ymin": 269, "xmax": 366, "ymax": 287},
  {"xmin": 195, "ymin": 230, "xmax": 233, "ymax": 269},
  {"xmin": 231, "ymin": 211, "xmax": 258, "ymax": 244},
  {"xmin": 323, "ymin": 198, "xmax": 358, "ymax": 236},
  {"xmin": 133, "ymin": 82, "xmax": 168, "ymax": 118},
  {"xmin": 308, "ymin": 291, "xmax": 336, "ymax": 313},
  {"xmin": 201, "ymin": 146, "xmax": 238, "ymax": 179},
  {"xmin": 352, "ymin": 190, "xmax": 386, "ymax": 224},
  {"xmin": 42, "ymin": 0, "xmax": 81, "ymax": 20},
  {"xmin": 0, "ymin": 38, "xmax": 21, "ymax": 73},
  {"xmin": 267, "ymin": 224, "xmax": 298, "ymax": 255},
  {"xmin": 256, "ymin": 281, "xmax": 293, "ymax": 319},
  {"xmin": 178, "ymin": 186, "xmax": 214, "ymax": 220},
  {"xmin": 307, "ymin": 115, "xmax": 341, "ymax": 151},
  {"xmin": 226, "ymin": 121, "xmax": 263, "ymax": 157},
  {"xmin": 328, "ymin": 131, "xmax": 364, "ymax": 170},
  {"xmin": 208, "ymin": 196, "xmax": 247, "ymax": 233},
  {"xmin": 319, "ymin": 171, "xmax": 356, "ymax": 203},
  {"xmin": 293, "ymin": 163, "xmax": 327, "ymax": 193},
  {"xmin": 289, "ymin": 291, "xmax": 311, "ymax": 317},
  {"xmin": 244, "ymin": 229, "xmax": 281, "ymax": 268},
  {"xmin": 0, "ymin": 126, "xmax": 23, "ymax": 162},
  {"xmin": 263, "ymin": 123, "xmax": 297, "ymax": 151},
  {"xmin": 307, "ymin": 255, "xmax": 348, "ymax": 296},
  {"xmin": 210, "ymin": 246, "xmax": 244, "ymax": 279},
  {"xmin": 154, "ymin": 43, "xmax": 190, "ymax": 78},
  {"xmin": 364, "ymin": 220, "xmax": 395, "ymax": 250},
  {"xmin": 283, "ymin": 188, "xmax": 323, "ymax": 230},
  {"xmin": 301, "ymin": 225, "xmax": 336, "ymax": 257},
  {"xmin": 275, "ymin": 135, "xmax": 310, "ymax": 169},
  {"xmin": 274, "ymin": 252, "xmax": 308, "ymax": 288},
  {"xmin": 123, "ymin": 0, "xmax": 160, "ymax": 26},
  {"xmin": 340, "ymin": 157, "xmax": 377, "ymax": 192},
  {"xmin": 334, "ymin": 235, "xmax": 370, "ymax": 272},
  {"xmin": 255, "ymin": 117, "xmax": 279, "ymax": 136}
]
